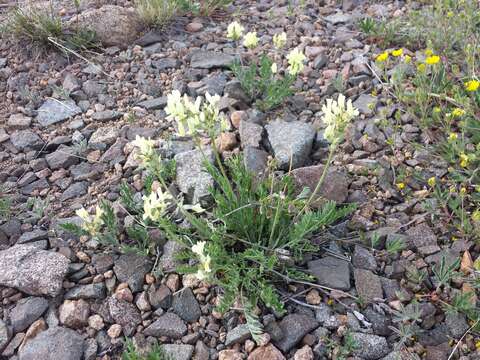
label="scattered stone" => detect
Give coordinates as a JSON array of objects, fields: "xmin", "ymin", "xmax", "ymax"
[
  {"xmin": 91, "ymin": 110, "xmax": 123, "ymax": 122},
  {"xmin": 0, "ymin": 319, "xmax": 10, "ymax": 352},
  {"xmin": 113, "ymin": 253, "xmax": 152, "ymax": 293},
  {"xmin": 45, "ymin": 146, "xmax": 79, "ymax": 170},
  {"xmin": 88, "ymin": 127, "xmax": 120, "ymax": 150},
  {"xmin": 308, "ymin": 256, "xmax": 351, "ymax": 291},
  {"xmin": 8, "ymin": 114, "xmax": 32, "ymax": 129},
  {"xmin": 239, "ymin": 120, "xmax": 264, "ymax": 148},
  {"xmin": 159, "ymin": 240, "xmax": 185, "ymax": 272},
  {"xmin": 163, "ymin": 344, "xmax": 194, "ymax": 360},
  {"xmin": 190, "ymin": 51, "xmax": 236, "ymax": 69},
  {"xmin": 265, "ymin": 120, "xmax": 315, "ymax": 170},
  {"xmin": 175, "ymin": 148, "xmax": 214, "ymax": 205},
  {"xmin": 248, "ymin": 344, "xmax": 285, "ymax": 360},
  {"xmin": 294, "ymin": 345, "xmax": 314, "ymax": 360},
  {"xmin": 353, "ymin": 94, "xmax": 377, "ymax": 116},
  {"xmin": 138, "ymin": 97, "xmax": 167, "ymax": 110},
  {"xmin": 225, "ymin": 324, "xmax": 251, "ymax": 346},
  {"xmin": 9, "ymin": 297, "xmax": 49, "ymax": 333},
  {"xmin": 59, "ymin": 299, "xmax": 90, "ymax": 329},
  {"xmin": 107, "ymin": 324, "xmax": 122, "ymax": 338},
  {"xmin": 291, "ymin": 165, "xmax": 349, "ymax": 204},
  {"xmin": 143, "ymin": 312, "xmax": 187, "ymax": 339},
  {"xmin": 0, "ymin": 245, "xmax": 69, "ymax": 297},
  {"xmin": 352, "ymin": 245, "xmax": 377, "ymax": 271},
  {"xmin": 36, "ymin": 99, "xmax": 82, "ymax": 127},
  {"xmin": 61, "ymin": 181, "xmax": 88, "ymax": 201},
  {"xmin": 17, "ymin": 229, "xmax": 48, "ymax": 244},
  {"xmin": 10, "ymin": 130, "xmax": 43, "ymax": 151},
  {"xmin": 350, "ymin": 332, "xmax": 390, "ymax": 359},
  {"xmin": 148, "ymin": 284, "xmax": 172, "ymax": 310},
  {"xmin": 18, "ymin": 327, "xmax": 84, "ymax": 360},
  {"xmin": 445, "ymin": 312, "xmax": 469, "ymax": 338},
  {"xmin": 106, "ymin": 297, "xmax": 142, "ymax": 336},
  {"xmin": 172, "ymin": 287, "xmax": 201, "ymax": 323},
  {"xmin": 64, "ymin": 283, "xmax": 106, "ymax": 300},
  {"xmin": 69, "ymin": 5, "xmax": 143, "ymax": 47},
  {"xmin": 353, "ymin": 269, "xmax": 383, "ymax": 302},
  {"xmin": 274, "ymin": 314, "xmax": 319, "ymax": 353}
]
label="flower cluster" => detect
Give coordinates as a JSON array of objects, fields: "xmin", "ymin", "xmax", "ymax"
[
  {"xmin": 191, "ymin": 241, "xmax": 212, "ymax": 280},
  {"xmin": 322, "ymin": 94, "xmax": 359, "ymax": 145},
  {"xmin": 286, "ymin": 48, "xmax": 306, "ymax": 76},
  {"xmin": 165, "ymin": 90, "xmax": 228, "ymax": 137},
  {"xmin": 142, "ymin": 187, "xmax": 173, "ymax": 223},
  {"xmin": 465, "ymin": 79, "xmax": 479, "ymax": 92},
  {"xmin": 76, "ymin": 206, "xmax": 104, "ymax": 236},
  {"xmin": 226, "ymin": 22, "xmax": 306, "ymax": 77},
  {"xmin": 132, "ymin": 135, "xmax": 156, "ymax": 163}
]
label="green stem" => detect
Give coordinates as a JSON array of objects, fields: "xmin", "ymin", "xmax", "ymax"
[{"xmin": 297, "ymin": 143, "xmax": 337, "ymax": 218}]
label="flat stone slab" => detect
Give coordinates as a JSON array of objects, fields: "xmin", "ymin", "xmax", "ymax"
[
  {"xmin": 308, "ymin": 256, "xmax": 351, "ymax": 291},
  {"xmin": 36, "ymin": 99, "xmax": 82, "ymax": 127},
  {"xmin": 190, "ymin": 50, "xmax": 236, "ymax": 69},
  {"xmin": 0, "ymin": 245, "xmax": 70, "ymax": 297}
]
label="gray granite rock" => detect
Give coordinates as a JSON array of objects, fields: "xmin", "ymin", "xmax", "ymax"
[
  {"xmin": 113, "ymin": 253, "xmax": 152, "ymax": 293},
  {"xmin": 9, "ymin": 296, "xmax": 49, "ymax": 332},
  {"xmin": 190, "ymin": 51, "xmax": 235, "ymax": 69},
  {"xmin": 273, "ymin": 313, "xmax": 319, "ymax": 352},
  {"xmin": 308, "ymin": 256, "xmax": 351, "ymax": 291},
  {"xmin": 353, "ymin": 269, "xmax": 383, "ymax": 303},
  {"xmin": 18, "ymin": 327, "xmax": 85, "ymax": 360},
  {"xmin": 143, "ymin": 312, "xmax": 187, "ymax": 339},
  {"xmin": 107, "ymin": 297, "xmax": 142, "ymax": 336},
  {"xmin": 225, "ymin": 324, "xmax": 251, "ymax": 346},
  {"xmin": 162, "ymin": 344, "xmax": 194, "ymax": 360},
  {"xmin": 172, "ymin": 287, "xmax": 201, "ymax": 323},
  {"xmin": 175, "ymin": 148, "xmax": 214, "ymax": 206},
  {"xmin": 0, "ymin": 319, "xmax": 10, "ymax": 352},
  {"xmin": 10, "ymin": 130, "xmax": 43, "ymax": 151},
  {"xmin": 265, "ymin": 120, "xmax": 315, "ymax": 170},
  {"xmin": 64, "ymin": 283, "xmax": 106, "ymax": 300},
  {"xmin": 351, "ymin": 332, "xmax": 390, "ymax": 359},
  {"xmin": 36, "ymin": 99, "xmax": 82, "ymax": 127},
  {"xmin": 0, "ymin": 245, "xmax": 69, "ymax": 297}
]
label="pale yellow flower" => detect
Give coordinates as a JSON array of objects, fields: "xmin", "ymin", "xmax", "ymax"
[
  {"xmin": 191, "ymin": 241, "xmax": 212, "ymax": 280},
  {"xmin": 448, "ymin": 133, "xmax": 458, "ymax": 141},
  {"xmin": 271, "ymin": 62, "xmax": 277, "ymax": 74},
  {"xmin": 243, "ymin": 31, "xmax": 259, "ymax": 49},
  {"xmin": 76, "ymin": 208, "xmax": 91, "ymax": 222},
  {"xmin": 427, "ymin": 177, "xmax": 436, "ymax": 187},
  {"xmin": 287, "ymin": 48, "xmax": 306, "ymax": 76},
  {"xmin": 452, "ymin": 108, "xmax": 465, "ymax": 117},
  {"xmin": 226, "ymin": 21, "xmax": 244, "ymax": 41},
  {"xmin": 272, "ymin": 32, "xmax": 287, "ymax": 48},
  {"xmin": 322, "ymin": 94, "xmax": 359, "ymax": 145},
  {"xmin": 142, "ymin": 188, "xmax": 173, "ymax": 222},
  {"xmin": 396, "ymin": 182, "xmax": 406, "ymax": 190}
]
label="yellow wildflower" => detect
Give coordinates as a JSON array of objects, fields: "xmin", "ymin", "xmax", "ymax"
[
  {"xmin": 191, "ymin": 241, "xmax": 212, "ymax": 280},
  {"xmin": 417, "ymin": 63, "xmax": 426, "ymax": 72},
  {"xmin": 425, "ymin": 49, "xmax": 433, "ymax": 56},
  {"xmin": 142, "ymin": 188, "xmax": 173, "ymax": 223},
  {"xmin": 452, "ymin": 108, "xmax": 465, "ymax": 117},
  {"xmin": 448, "ymin": 132, "xmax": 458, "ymax": 141},
  {"xmin": 376, "ymin": 51, "xmax": 389, "ymax": 62},
  {"xmin": 272, "ymin": 32, "xmax": 287, "ymax": 48},
  {"xmin": 322, "ymin": 94, "xmax": 359, "ymax": 145},
  {"xmin": 243, "ymin": 31, "xmax": 259, "ymax": 49},
  {"xmin": 427, "ymin": 177, "xmax": 436, "ymax": 187},
  {"xmin": 392, "ymin": 48, "xmax": 403, "ymax": 57},
  {"xmin": 396, "ymin": 182, "xmax": 406, "ymax": 190},
  {"xmin": 472, "ymin": 210, "xmax": 480, "ymax": 223},
  {"xmin": 464, "ymin": 79, "xmax": 480, "ymax": 92},
  {"xmin": 404, "ymin": 55, "xmax": 411, "ymax": 64},
  {"xmin": 425, "ymin": 55, "xmax": 440, "ymax": 65},
  {"xmin": 460, "ymin": 153, "xmax": 470, "ymax": 168},
  {"xmin": 460, "ymin": 187, "xmax": 467, "ymax": 196},
  {"xmin": 433, "ymin": 107, "xmax": 441, "ymax": 113},
  {"xmin": 286, "ymin": 48, "xmax": 306, "ymax": 76},
  {"xmin": 226, "ymin": 21, "xmax": 244, "ymax": 41}
]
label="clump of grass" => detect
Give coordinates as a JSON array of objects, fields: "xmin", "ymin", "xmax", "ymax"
[
  {"xmin": 4, "ymin": 2, "xmax": 98, "ymax": 51},
  {"xmin": 134, "ymin": 0, "xmax": 180, "ymax": 29}
]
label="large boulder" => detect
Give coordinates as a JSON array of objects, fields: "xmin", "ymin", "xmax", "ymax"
[
  {"xmin": 0, "ymin": 245, "xmax": 69, "ymax": 297},
  {"xmin": 69, "ymin": 5, "xmax": 143, "ymax": 47}
]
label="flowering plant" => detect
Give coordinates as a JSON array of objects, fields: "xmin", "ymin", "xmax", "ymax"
[{"xmin": 227, "ymin": 22, "xmax": 306, "ymax": 111}]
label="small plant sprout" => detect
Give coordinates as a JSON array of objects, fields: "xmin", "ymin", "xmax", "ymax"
[{"xmin": 226, "ymin": 21, "xmax": 244, "ymax": 41}]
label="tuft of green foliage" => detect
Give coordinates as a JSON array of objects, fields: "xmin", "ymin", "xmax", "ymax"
[
  {"xmin": 3, "ymin": 3, "xmax": 98, "ymax": 51},
  {"xmin": 231, "ymin": 56, "xmax": 295, "ymax": 112},
  {"xmin": 122, "ymin": 340, "xmax": 171, "ymax": 360},
  {"xmin": 156, "ymin": 155, "xmax": 355, "ymax": 339},
  {"xmin": 0, "ymin": 191, "xmax": 11, "ymax": 221},
  {"xmin": 134, "ymin": 0, "xmax": 180, "ymax": 29}
]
